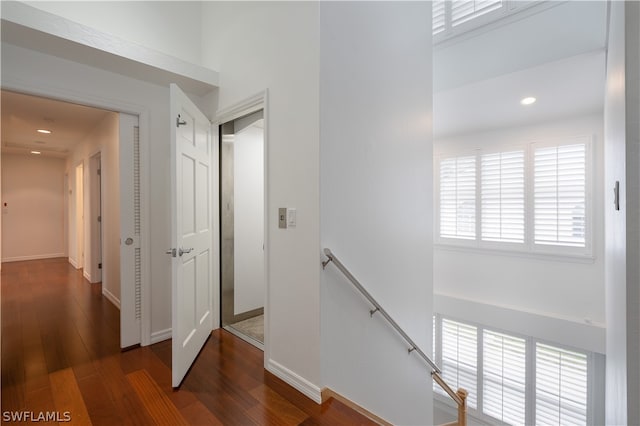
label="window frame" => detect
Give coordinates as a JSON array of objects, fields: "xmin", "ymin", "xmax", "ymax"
[{"xmin": 435, "ymin": 136, "xmax": 594, "ymax": 260}]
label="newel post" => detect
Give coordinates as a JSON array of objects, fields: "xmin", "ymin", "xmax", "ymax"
[{"xmin": 456, "ymin": 389, "xmax": 468, "ymax": 426}]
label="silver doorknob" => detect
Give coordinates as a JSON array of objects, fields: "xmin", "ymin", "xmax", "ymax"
[
  {"xmin": 179, "ymin": 247, "xmax": 194, "ymax": 256},
  {"xmin": 165, "ymin": 248, "xmax": 176, "ymax": 257}
]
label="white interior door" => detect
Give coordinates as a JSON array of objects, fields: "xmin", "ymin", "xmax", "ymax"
[
  {"xmin": 170, "ymin": 84, "xmax": 214, "ymax": 387},
  {"xmin": 120, "ymin": 113, "xmax": 142, "ymax": 348}
]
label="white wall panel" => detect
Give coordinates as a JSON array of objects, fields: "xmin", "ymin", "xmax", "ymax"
[
  {"xmin": 1, "ymin": 154, "xmax": 66, "ymax": 261},
  {"xmin": 319, "ymin": 2, "xmax": 433, "ymax": 424}
]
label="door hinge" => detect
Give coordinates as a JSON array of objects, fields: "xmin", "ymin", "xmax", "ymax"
[
  {"xmin": 97, "ymin": 169, "xmax": 101, "ymax": 176},
  {"xmin": 98, "ymin": 263, "xmax": 102, "ymax": 269},
  {"xmin": 176, "ymin": 114, "xmax": 187, "ymax": 127},
  {"xmin": 98, "ymin": 216, "xmax": 102, "ymax": 223}
]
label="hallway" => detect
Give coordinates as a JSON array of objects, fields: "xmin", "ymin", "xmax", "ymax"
[{"xmin": 1, "ymin": 259, "xmax": 376, "ymax": 425}]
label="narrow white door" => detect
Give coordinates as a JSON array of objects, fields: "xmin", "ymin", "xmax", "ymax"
[
  {"xmin": 120, "ymin": 113, "xmax": 142, "ymax": 348},
  {"xmin": 170, "ymin": 84, "xmax": 214, "ymax": 387}
]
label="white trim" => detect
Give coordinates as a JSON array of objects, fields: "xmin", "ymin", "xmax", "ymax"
[
  {"xmin": 83, "ymin": 270, "xmax": 91, "ymax": 281},
  {"xmin": 266, "ymin": 359, "xmax": 322, "ymax": 404},
  {"xmin": 150, "ymin": 328, "xmax": 173, "ymax": 344},
  {"xmin": 434, "ymin": 293, "xmax": 605, "ymax": 354},
  {"xmin": 102, "ymin": 288, "xmax": 121, "ymax": 310},
  {"xmin": 1, "ymin": 253, "xmax": 66, "ymax": 263},
  {"xmin": 1, "ymin": 1, "xmax": 218, "ymax": 94},
  {"xmin": 215, "ymin": 90, "xmax": 268, "ymax": 125},
  {"xmin": 139, "ymin": 112, "xmax": 152, "ymax": 347},
  {"xmin": 69, "ymin": 257, "xmax": 79, "ymax": 269},
  {"xmin": 215, "ymin": 90, "xmax": 270, "ymax": 369}
]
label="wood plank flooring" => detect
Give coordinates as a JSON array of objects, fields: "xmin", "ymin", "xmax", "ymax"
[{"xmin": 1, "ymin": 258, "xmax": 377, "ymax": 425}]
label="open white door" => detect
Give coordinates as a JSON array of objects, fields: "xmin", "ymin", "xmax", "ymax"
[{"xmin": 170, "ymin": 84, "xmax": 214, "ymax": 387}]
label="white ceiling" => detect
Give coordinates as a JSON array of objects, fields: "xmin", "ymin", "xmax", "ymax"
[
  {"xmin": 1, "ymin": 90, "xmax": 113, "ymax": 158},
  {"xmin": 434, "ymin": 0, "xmax": 608, "ymax": 138},
  {"xmin": 434, "ymin": 50, "xmax": 605, "ymax": 138}
]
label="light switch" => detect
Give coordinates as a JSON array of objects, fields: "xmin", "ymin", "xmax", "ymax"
[
  {"xmin": 278, "ymin": 208, "xmax": 287, "ymax": 229},
  {"xmin": 287, "ymin": 208, "xmax": 296, "ymax": 228}
]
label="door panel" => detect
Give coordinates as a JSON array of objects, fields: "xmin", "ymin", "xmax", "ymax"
[
  {"xmin": 120, "ymin": 113, "xmax": 141, "ymax": 348},
  {"xmin": 170, "ymin": 84, "xmax": 213, "ymax": 387}
]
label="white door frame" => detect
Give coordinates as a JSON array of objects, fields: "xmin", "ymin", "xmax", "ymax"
[
  {"xmin": 1, "ymin": 80, "xmax": 152, "ymax": 346},
  {"xmin": 88, "ymin": 151, "xmax": 103, "ymax": 284},
  {"xmin": 215, "ymin": 90, "xmax": 270, "ymax": 364}
]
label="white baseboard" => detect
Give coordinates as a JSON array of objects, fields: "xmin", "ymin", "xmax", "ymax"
[
  {"xmin": 69, "ymin": 257, "xmax": 79, "ymax": 269},
  {"xmin": 1, "ymin": 253, "xmax": 66, "ymax": 263},
  {"xmin": 83, "ymin": 270, "xmax": 91, "ymax": 281},
  {"xmin": 266, "ymin": 359, "xmax": 322, "ymax": 404},
  {"xmin": 102, "ymin": 288, "xmax": 121, "ymax": 310},
  {"xmin": 150, "ymin": 328, "xmax": 172, "ymax": 344}
]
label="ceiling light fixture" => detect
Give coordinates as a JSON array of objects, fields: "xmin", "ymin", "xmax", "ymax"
[
  {"xmin": 31, "ymin": 151, "xmax": 41, "ymax": 155},
  {"xmin": 520, "ymin": 97, "xmax": 536, "ymax": 106},
  {"xmin": 37, "ymin": 129, "xmax": 52, "ymax": 134}
]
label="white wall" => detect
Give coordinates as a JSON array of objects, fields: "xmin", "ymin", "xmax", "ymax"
[
  {"xmin": 233, "ymin": 123, "xmax": 264, "ymax": 315},
  {"xmin": 202, "ymin": 1, "xmax": 322, "ymax": 397},
  {"xmin": 320, "ymin": 3, "xmax": 433, "ymax": 424},
  {"xmin": 604, "ymin": 2, "xmax": 640, "ymax": 424},
  {"xmin": 434, "ymin": 114, "xmax": 606, "ymax": 338},
  {"xmin": 22, "ymin": 1, "xmax": 203, "ymax": 66},
  {"xmin": 2, "ymin": 42, "xmax": 173, "ymax": 341},
  {"xmin": 1, "ymin": 153, "xmax": 66, "ymax": 261},
  {"xmin": 66, "ymin": 112, "xmax": 120, "ymax": 304}
]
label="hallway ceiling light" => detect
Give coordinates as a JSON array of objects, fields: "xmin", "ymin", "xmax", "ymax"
[
  {"xmin": 30, "ymin": 151, "xmax": 41, "ymax": 155},
  {"xmin": 520, "ymin": 97, "xmax": 536, "ymax": 106},
  {"xmin": 37, "ymin": 129, "xmax": 52, "ymax": 134}
]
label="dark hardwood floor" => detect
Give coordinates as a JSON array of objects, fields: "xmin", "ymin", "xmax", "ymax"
[{"xmin": 1, "ymin": 258, "xmax": 377, "ymax": 425}]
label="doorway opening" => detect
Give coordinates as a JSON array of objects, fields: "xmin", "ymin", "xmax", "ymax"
[
  {"xmin": 220, "ymin": 109, "xmax": 265, "ymax": 349},
  {"xmin": 0, "ymin": 89, "xmax": 141, "ymax": 348}
]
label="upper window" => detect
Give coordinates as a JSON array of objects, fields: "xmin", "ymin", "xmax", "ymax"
[
  {"xmin": 435, "ymin": 137, "xmax": 591, "ymax": 257},
  {"xmin": 432, "ymin": 1, "xmax": 544, "ymax": 42},
  {"xmin": 533, "ymin": 143, "xmax": 586, "ymax": 248},
  {"xmin": 481, "ymin": 150, "xmax": 525, "ymax": 243}
]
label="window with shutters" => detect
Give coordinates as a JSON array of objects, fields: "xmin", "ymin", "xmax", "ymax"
[
  {"xmin": 439, "ymin": 155, "xmax": 476, "ymax": 241},
  {"xmin": 440, "ymin": 319, "xmax": 478, "ymax": 409},
  {"xmin": 436, "ymin": 137, "xmax": 591, "ymax": 257},
  {"xmin": 432, "ymin": 1, "xmax": 543, "ymax": 41},
  {"xmin": 483, "ymin": 330, "xmax": 526, "ymax": 425},
  {"xmin": 451, "ymin": 0, "xmax": 503, "ymax": 27},
  {"xmin": 533, "ymin": 142, "xmax": 587, "ymax": 250},
  {"xmin": 432, "ymin": 314, "xmax": 596, "ymax": 425},
  {"xmin": 536, "ymin": 344, "xmax": 588, "ymax": 425},
  {"xmin": 481, "ymin": 150, "xmax": 525, "ymax": 243}
]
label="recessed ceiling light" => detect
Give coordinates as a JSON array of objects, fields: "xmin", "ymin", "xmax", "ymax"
[
  {"xmin": 520, "ymin": 97, "xmax": 536, "ymax": 106},
  {"xmin": 37, "ymin": 129, "xmax": 52, "ymax": 134},
  {"xmin": 31, "ymin": 151, "xmax": 41, "ymax": 155}
]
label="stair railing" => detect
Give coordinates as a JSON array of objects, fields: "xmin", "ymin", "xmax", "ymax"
[{"xmin": 322, "ymin": 248, "xmax": 467, "ymax": 426}]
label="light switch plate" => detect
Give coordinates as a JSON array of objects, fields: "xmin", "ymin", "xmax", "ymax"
[
  {"xmin": 287, "ymin": 208, "xmax": 296, "ymax": 228},
  {"xmin": 278, "ymin": 208, "xmax": 287, "ymax": 229}
]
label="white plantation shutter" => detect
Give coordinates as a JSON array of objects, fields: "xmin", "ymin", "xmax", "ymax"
[
  {"xmin": 441, "ymin": 319, "xmax": 478, "ymax": 408},
  {"xmin": 440, "ymin": 156, "xmax": 476, "ymax": 240},
  {"xmin": 536, "ymin": 344, "xmax": 588, "ymax": 426},
  {"xmin": 433, "ymin": 0, "xmax": 446, "ymax": 35},
  {"xmin": 452, "ymin": 0, "xmax": 503, "ymax": 26},
  {"xmin": 481, "ymin": 150, "xmax": 525, "ymax": 243},
  {"xmin": 483, "ymin": 330, "xmax": 526, "ymax": 425},
  {"xmin": 534, "ymin": 143, "xmax": 587, "ymax": 248}
]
